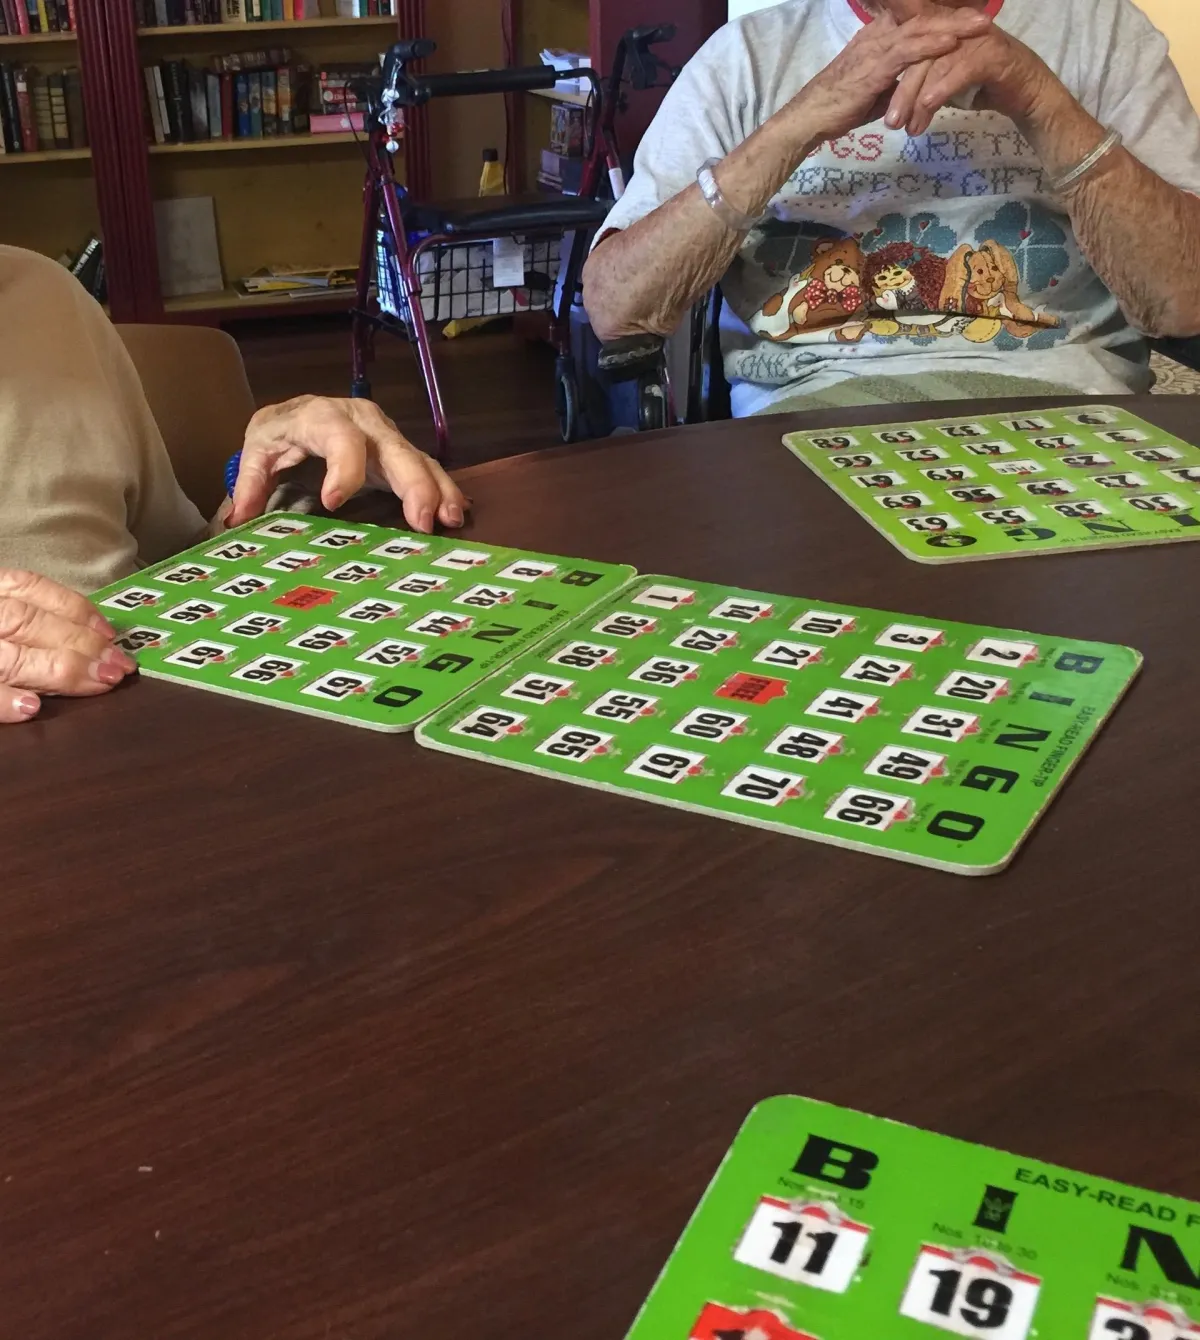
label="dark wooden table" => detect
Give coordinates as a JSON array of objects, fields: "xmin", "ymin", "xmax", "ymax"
[{"xmin": 3, "ymin": 396, "xmax": 1199, "ymax": 1339}]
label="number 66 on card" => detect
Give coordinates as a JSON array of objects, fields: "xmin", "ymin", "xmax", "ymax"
[{"xmin": 733, "ymin": 1198, "xmax": 870, "ymax": 1294}]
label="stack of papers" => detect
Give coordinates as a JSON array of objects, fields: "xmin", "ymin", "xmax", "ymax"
[{"xmin": 238, "ymin": 265, "xmax": 357, "ymax": 297}]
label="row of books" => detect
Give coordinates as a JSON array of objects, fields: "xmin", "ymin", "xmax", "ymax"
[
  {"xmin": 133, "ymin": 0, "xmax": 395, "ymax": 23},
  {"xmin": 0, "ymin": 64, "xmax": 86, "ymax": 154},
  {"xmin": 145, "ymin": 60, "xmax": 308, "ymax": 142},
  {"xmin": 0, "ymin": 0, "xmax": 76, "ymax": 35},
  {"xmin": 142, "ymin": 59, "xmax": 377, "ymax": 143}
]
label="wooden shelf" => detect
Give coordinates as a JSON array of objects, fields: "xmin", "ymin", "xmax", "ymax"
[
  {"xmin": 149, "ymin": 131, "xmax": 363, "ymax": 155},
  {"xmin": 138, "ymin": 16, "xmax": 397, "ymax": 36},
  {"xmin": 165, "ymin": 284, "xmax": 354, "ymax": 313},
  {"xmin": 0, "ymin": 147, "xmax": 91, "ymax": 164},
  {"xmin": 0, "ymin": 30, "xmax": 77, "ymax": 44},
  {"xmin": 527, "ymin": 85, "xmax": 591, "ymax": 108}
]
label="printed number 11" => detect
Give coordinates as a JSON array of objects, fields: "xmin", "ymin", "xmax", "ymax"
[
  {"xmin": 771, "ymin": 1221, "xmax": 837, "ymax": 1275},
  {"xmin": 734, "ymin": 1198, "xmax": 870, "ymax": 1295}
]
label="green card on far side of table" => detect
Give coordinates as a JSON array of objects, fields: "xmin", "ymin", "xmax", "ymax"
[{"xmin": 785, "ymin": 404, "xmax": 1200, "ymax": 563}]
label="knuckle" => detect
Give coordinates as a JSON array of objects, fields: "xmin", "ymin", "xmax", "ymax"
[
  {"xmin": 0, "ymin": 640, "xmax": 20, "ymax": 680},
  {"xmin": 0, "ymin": 596, "xmax": 37, "ymax": 643}
]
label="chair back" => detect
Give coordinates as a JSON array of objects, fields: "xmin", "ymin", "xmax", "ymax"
[{"xmin": 117, "ymin": 323, "xmax": 257, "ymax": 520}]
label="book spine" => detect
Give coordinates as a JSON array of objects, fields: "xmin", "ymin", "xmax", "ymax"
[
  {"xmin": 188, "ymin": 68, "xmax": 209, "ymax": 139},
  {"xmin": 14, "ymin": 67, "xmax": 37, "ymax": 152},
  {"xmin": 206, "ymin": 71, "xmax": 221, "ymax": 138},
  {"xmin": 153, "ymin": 0, "xmax": 167, "ymax": 26},
  {"xmin": 64, "ymin": 68, "xmax": 86, "ymax": 147},
  {"xmin": 276, "ymin": 64, "xmax": 291, "ymax": 135},
  {"xmin": 35, "ymin": 0, "xmax": 51, "ymax": 32},
  {"xmin": 0, "ymin": 66, "xmax": 15, "ymax": 153},
  {"xmin": 261, "ymin": 68, "xmax": 276, "ymax": 134},
  {"xmin": 152, "ymin": 65, "xmax": 172, "ymax": 142},
  {"xmin": 144, "ymin": 65, "xmax": 165, "ymax": 143},
  {"xmin": 235, "ymin": 71, "xmax": 250, "ymax": 136},
  {"xmin": 0, "ymin": 3, "xmax": 7, "ymax": 34},
  {"xmin": 66, "ymin": 0, "xmax": 75, "ymax": 26},
  {"xmin": 1, "ymin": 66, "xmax": 23, "ymax": 152},
  {"xmin": 32, "ymin": 81, "xmax": 52, "ymax": 148},
  {"xmin": 47, "ymin": 72, "xmax": 68, "ymax": 147},
  {"xmin": 220, "ymin": 70, "xmax": 233, "ymax": 137},
  {"xmin": 23, "ymin": 0, "xmax": 39, "ymax": 33},
  {"xmin": 248, "ymin": 70, "xmax": 262, "ymax": 136},
  {"xmin": 70, "ymin": 234, "xmax": 100, "ymax": 277},
  {"xmin": 291, "ymin": 62, "xmax": 308, "ymax": 132},
  {"xmin": 164, "ymin": 61, "xmax": 190, "ymax": 141},
  {"xmin": 12, "ymin": 0, "xmax": 28, "ymax": 34},
  {"xmin": 54, "ymin": 0, "xmax": 68, "ymax": 30},
  {"xmin": 222, "ymin": 0, "xmax": 247, "ymax": 19}
]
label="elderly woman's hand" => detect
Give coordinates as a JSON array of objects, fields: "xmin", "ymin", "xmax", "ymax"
[
  {"xmin": 0, "ymin": 569, "xmax": 134, "ymax": 723},
  {"xmin": 227, "ymin": 396, "xmax": 469, "ymax": 534}
]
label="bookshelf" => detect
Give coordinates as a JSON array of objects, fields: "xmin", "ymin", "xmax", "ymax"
[
  {"xmin": 0, "ymin": 11, "xmax": 103, "ymax": 295},
  {"xmin": 138, "ymin": 16, "xmax": 399, "ymax": 36},
  {"xmin": 148, "ymin": 130, "xmax": 360, "ymax": 154},
  {"xmin": 0, "ymin": 31, "xmax": 78, "ymax": 45},
  {"xmin": 126, "ymin": 5, "xmax": 400, "ymax": 320},
  {"xmin": 0, "ymin": 146, "xmax": 90, "ymax": 162}
]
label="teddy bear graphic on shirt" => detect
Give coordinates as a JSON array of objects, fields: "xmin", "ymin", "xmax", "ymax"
[
  {"xmin": 749, "ymin": 238, "xmax": 867, "ymax": 342},
  {"xmin": 938, "ymin": 240, "xmax": 1058, "ymax": 341},
  {"xmin": 748, "ymin": 226, "xmax": 1057, "ymax": 348}
]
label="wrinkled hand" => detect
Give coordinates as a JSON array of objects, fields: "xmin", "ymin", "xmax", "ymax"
[
  {"xmin": 794, "ymin": 5, "xmax": 992, "ymax": 144},
  {"xmin": 884, "ymin": 8, "xmax": 1058, "ymax": 137},
  {"xmin": 0, "ymin": 569, "xmax": 135, "ymax": 724},
  {"xmin": 227, "ymin": 396, "xmax": 468, "ymax": 534}
]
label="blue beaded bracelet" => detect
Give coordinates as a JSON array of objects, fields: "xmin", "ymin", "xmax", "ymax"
[{"xmin": 224, "ymin": 451, "xmax": 242, "ymax": 497}]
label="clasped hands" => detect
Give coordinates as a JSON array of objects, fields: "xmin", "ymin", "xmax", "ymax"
[{"xmin": 799, "ymin": 0, "xmax": 1060, "ymax": 144}]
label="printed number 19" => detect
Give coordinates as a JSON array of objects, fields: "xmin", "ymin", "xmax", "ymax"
[
  {"xmin": 771, "ymin": 1221, "xmax": 837, "ymax": 1276},
  {"xmin": 929, "ymin": 1269, "xmax": 1012, "ymax": 1330}
]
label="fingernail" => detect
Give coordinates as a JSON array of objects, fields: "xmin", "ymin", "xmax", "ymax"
[
  {"xmin": 325, "ymin": 490, "xmax": 343, "ymax": 511},
  {"xmin": 445, "ymin": 504, "xmax": 464, "ymax": 527},
  {"xmin": 104, "ymin": 647, "xmax": 137, "ymax": 674},
  {"xmin": 15, "ymin": 694, "xmax": 38, "ymax": 718},
  {"xmin": 419, "ymin": 508, "xmax": 434, "ymax": 533},
  {"xmin": 886, "ymin": 111, "xmax": 902, "ymax": 128},
  {"xmin": 89, "ymin": 614, "xmax": 115, "ymax": 638},
  {"xmin": 91, "ymin": 660, "xmax": 126, "ymax": 685}
]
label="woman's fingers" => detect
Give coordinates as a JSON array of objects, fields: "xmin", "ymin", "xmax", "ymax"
[
  {"xmin": 0, "ymin": 639, "xmax": 133, "ymax": 697},
  {"xmin": 0, "ymin": 568, "xmax": 113, "ymax": 637},
  {"xmin": 0, "ymin": 686, "xmax": 41, "ymax": 723}
]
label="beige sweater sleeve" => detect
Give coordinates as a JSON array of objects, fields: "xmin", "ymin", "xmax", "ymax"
[{"xmin": 0, "ymin": 246, "xmax": 207, "ymax": 594}]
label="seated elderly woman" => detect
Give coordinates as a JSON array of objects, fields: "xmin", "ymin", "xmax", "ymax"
[
  {"xmin": 582, "ymin": 0, "xmax": 1200, "ymax": 417},
  {"xmin": 0, "ymin": 243, "xmax": 465, "ymax": 725}
]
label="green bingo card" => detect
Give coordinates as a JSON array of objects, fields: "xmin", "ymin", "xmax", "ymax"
[
  {"xmin": 417, "ymin": 575, "xmax": 1139, "ymax": 875},
  {"xmin": 784, "ymin": 405, "xmax": 1200, "ymax": 563},
  {"xmin": 92, "ymin": 515, "xmax": 634, "ymax": 732},
  {"xmin": 625, "ymin": 1095, "xmax": 1200, "ymax": 1340}
]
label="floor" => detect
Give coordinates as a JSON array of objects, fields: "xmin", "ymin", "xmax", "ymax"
[{"xmin": 234, "ymin": 317, "xmax": 564, "ymax": 471}]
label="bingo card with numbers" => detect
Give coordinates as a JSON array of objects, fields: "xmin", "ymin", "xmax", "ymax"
[
  {"xmin": 784, "ymin": 405, "xmax": 1200, "ymax": 563},
  {"xmin": 91, "ymin": 514, "xmax": 635, "ymax": 733},
  {"xmin": 416, "ymin": 575, "xmax": 1140, "ymax": 875},
  {"xmin": 625, "ymin": 1095, "xmax": 1200, "ymax": 1340}
]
